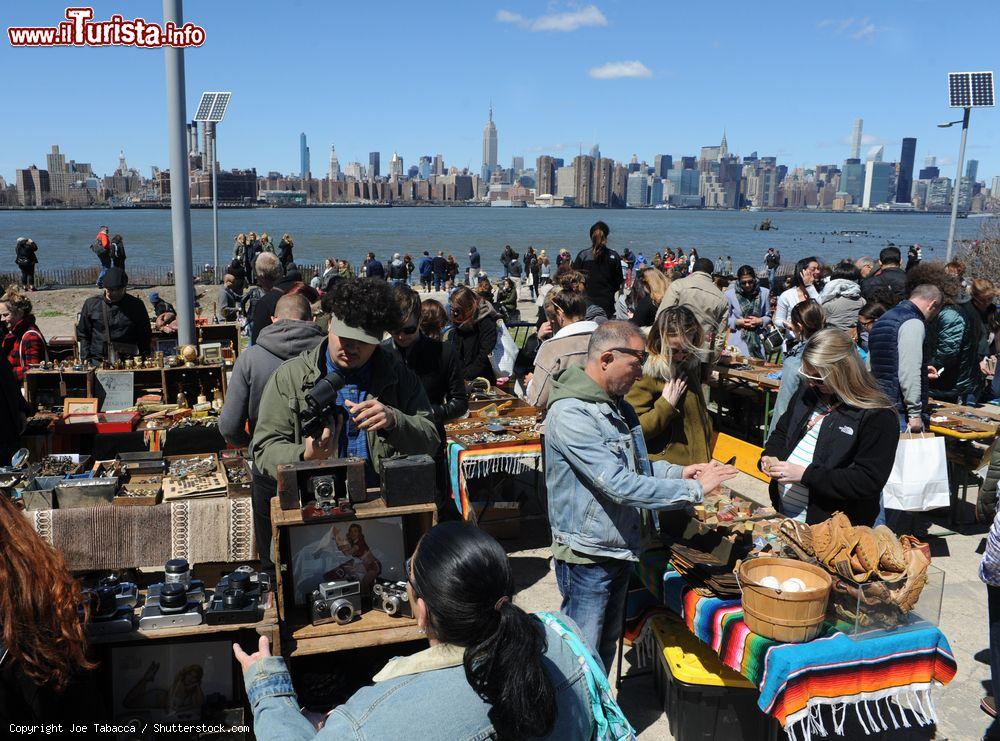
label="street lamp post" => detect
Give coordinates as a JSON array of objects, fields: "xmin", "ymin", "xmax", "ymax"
[
  {"xmin": 193, "ymin": 92, "xmax": 232, "ymax": 286},
  {"xmin": 942, "ymin": 71, "xmax": 994, "ymax": 262}
]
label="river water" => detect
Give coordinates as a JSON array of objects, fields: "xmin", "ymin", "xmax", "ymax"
[{"xmin": 0, "ymin": 207, "xmax": 985, "ymax": 272}]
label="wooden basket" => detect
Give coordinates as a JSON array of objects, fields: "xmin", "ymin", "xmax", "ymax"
[{"xmin": 738, "ymin": 557, "xmax": 831, "ymax": 643}]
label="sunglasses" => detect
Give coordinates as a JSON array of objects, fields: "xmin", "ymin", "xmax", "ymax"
[
  {"xmin": 797, "ymin": 367, "xmax": 826, "ymax": 382},
  {"xmin": 610, "ymin": 347, "xmax": 648, "ymax": 364}
]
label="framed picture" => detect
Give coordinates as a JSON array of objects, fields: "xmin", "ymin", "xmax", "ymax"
[
  {"xmin": 288, "ymin": 517, "xmax": 405, "ymax": 606},
  {"xmin": 63, "ymin": 397, "xmax": 98, "ymax": 416},
  {"xmin": 200, "ymin": 342, "xmax": 222, "ymax": 364},
  {"xmin": 155, "ymin": 338, "xmax": 179, "ymax": 356},
  {"xmin": 111, "ymin": 640, "xmax": 234, "ymax": 723}
]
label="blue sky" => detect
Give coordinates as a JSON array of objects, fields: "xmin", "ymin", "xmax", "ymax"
[{"xmin": 2, "ymin": 1, "xmax": 998, "ymax": 183}]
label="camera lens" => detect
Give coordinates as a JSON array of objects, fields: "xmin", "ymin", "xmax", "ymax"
[
  {"xmin": 91, "ymin": 586, "xmax": 118, "ymax": 617},
  {"xmin": 229, "ymin": 571, "xmax": 251, "ymax": 590},
  {"xmin": 223, "ymin": 588, "xmax": 249, "ymax": 609},
  {"xmin": 314, "ymin": 480, "xmax": 334, "ymax": 499},
  {"xmin": 160, "ymin": 583, "xmax": 189, "ymax": 613},
  {"xmin": 332, "ymin": 598, "xmax": 354, "ymax": 625},
  {"xmin": 383, "ymin": 595, "xmax": 400, "ymax": 616},
  {"xmin": 164, "ymin": 558, "xmax": 191, "ymax": 587}
]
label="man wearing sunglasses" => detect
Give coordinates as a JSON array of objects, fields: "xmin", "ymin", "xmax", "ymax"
[{"xmin": 545, "ymin": 320, "xmax": 738, "ymax": 672}]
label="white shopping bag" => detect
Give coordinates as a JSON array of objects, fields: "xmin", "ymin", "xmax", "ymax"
[
  {"xmin": 490, "ymin": 320, "xmax": 519, "ymax": 378},
  {"xmin": 882, "ymin": 433, "xmax": 951, "ymax": 512}
]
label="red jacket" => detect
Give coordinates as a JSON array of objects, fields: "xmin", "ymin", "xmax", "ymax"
[{"xmin": 2, "ymin": 316, "xmax": 46, "ymax": 381}]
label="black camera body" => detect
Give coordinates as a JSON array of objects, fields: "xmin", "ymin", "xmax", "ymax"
[
  {"xmin": 83, "ymin": 585, "xmax": 135, "ymax": 636},
  {"xmin": 372, "ymin": 580, "xmax": 413, "ymax": 618},
  {"xmin": 380, "ymin": 454, "xmax": 437, "ymax": 507},
  {"xmin": 97, "ymin": 574, "xmax": 139, "ymax": 610},
  {"xmin": 138, "ymin": 583, "xmax": 203, "ymax": 630},
  {"xmin": 276, "ymin": 459, "xmax": 368, "ymax": 519},
  {"xmin": 205, "ymin": 568, "xmax": 270, "ymax": 625},
  {"xmin": 299, "ymin": 370, "xmax": 347, "ymax": 440},
  {"xmin": 309, "ymin": 580, "xmax": 363, "ymax": 626}
]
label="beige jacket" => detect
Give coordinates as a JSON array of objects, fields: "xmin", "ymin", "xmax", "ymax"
[
  {"xmin": 526, "ymin": 320, "xmax": 598, "ymax": 410},
  {"xmin": 657, "ymin": 271, "xmax": 730, "ymax": 362}
]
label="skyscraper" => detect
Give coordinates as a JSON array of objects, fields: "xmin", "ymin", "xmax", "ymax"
[
  {"xmin": 389, "ymin": 152, "xmax": 403, "ymax": 178},
  {"xmin": 896, "ymin": 137, "xmax": 916, "ymax": 203},
  {"xmin": 628, "ymin": 154, "xmax": 640, "ymax": 173},
  {"xmin": 418, "ymin": 156, "xmax": 432, "ymax": 180},
  {"xmin": 369, "ymin": 152, "xmax": 380, "ymax": 179},
  {"xmin": 432, "ymin": 154, "xmax": 444, "ymax": 176},
  {"xmin": 300, "ymin": 133, "xmax": 310, "ymax": 179},
  {"xmin": 966, "ymin": 159, "xmax": 979, "ymax": 182},
  {"xmin": 866, "ymin": 145, "xmax": 883, "ymax": 163},
  {"xmin": 511, "ymin": 156, "xmax": 524, "ymax": 173},
  {"xmin": 481, "ymin": 105, "xmax": 498, "ymax": 183},
  {"xmin": 589, "ymin": 143, "xmax": 601, "ymax": 161},
  {"xmin": 574, "ymin": 155, "xmax": 595, "ymax": 207},
  {"xmin": 840, "ymin": 160, "xmax": 866, "ymax": 205},
  {"xmin": 850, "ymin": 118, "xmax": 863, "ymax": 160},
  {"xmin": 536, "ymin": 155, "xmax": 556, "ymax": 197},
  {"xmin": 862, "ymin": 161, "xmax": 893, "ymax": 208},
  {"xmin": 653, "ymin": 155, "xmax": 672, "ymax": 179},
  {"xmin": 328, "ymin": 144, "xmax": 341, "ymax": 182},
  {"xmin": 626, "ymin": 171, "xmax": 648, "ymax": 207}
]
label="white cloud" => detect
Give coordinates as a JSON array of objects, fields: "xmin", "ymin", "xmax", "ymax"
[
  {"xmin": 496, "ymin": 5, "xmax": 608, "ymax": 32},
  {"xmin": 816, "ymin": 16, "xmax": 883, "ymax": 43},
  {"xmin": 589, "ymin": 60, "xmax": 652, "ymax": 80}
]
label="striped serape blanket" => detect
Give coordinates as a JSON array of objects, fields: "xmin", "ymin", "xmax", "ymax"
[
  {"xmin": 636, "ymin": 554, "xmax": 956, "ymax": 739},
  {"xmin": 446, "ymin": 439, "xmax": 542, "ymax": 520}
]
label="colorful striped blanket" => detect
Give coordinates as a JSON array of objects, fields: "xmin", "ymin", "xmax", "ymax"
[
  {"xmin": 636, "ymin": 550, "xmax": 957, "ymax": 739},
  {"xmin": 446, "ymin": 439, "xmax": 542, "ymax": 519}
]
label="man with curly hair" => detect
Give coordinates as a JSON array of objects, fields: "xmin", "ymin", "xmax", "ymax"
[{"xmin": 251, "ymin": 279, "xmax": 440, "ymax": 563}]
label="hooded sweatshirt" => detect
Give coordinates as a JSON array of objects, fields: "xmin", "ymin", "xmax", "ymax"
[
  {"xmin": 819, "ymin": 278, "xmax": 865, "ymax": 331},
  {"xmin": 219, "ymin": 320, "xmax": 326, "ymax": 446}
]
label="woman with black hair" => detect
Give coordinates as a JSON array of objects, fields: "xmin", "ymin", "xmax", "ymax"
[
  {"xmin": 110, "ymin": 234, "xmax": 127, "ymax": 270},
  {"xmin": 774, "ymin": 255, "xmax": 821, "ymax": 344},
  {"xmin": 14, "ymin": 238, "xmax": 37, "ymax": 291},
  {"xmin": 724, "ymin": 265, "xmax": 772, "ymax": 358},
  {"xmin": 572, "ymin": 221, "xmax": 622, "ymax": 318},
  {"xmin": 235, "ymin": 523, "xmax": 603, "ymax": 740}
]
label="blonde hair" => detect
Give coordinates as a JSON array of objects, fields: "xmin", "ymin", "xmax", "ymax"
[
  {"xmin": 800, "ymin": 328, "xmax": 893, "ymax": 410},
  {"xmin": 647, "ymin": 305, "xmax": 703, "ymax": 377},
  {"xmin": 639, "ymin": 267, "xmax": 671, "ymax": 305},
  {"xmin": 0, "ymin": 287, "xmax": 32, "ymax": 318}
]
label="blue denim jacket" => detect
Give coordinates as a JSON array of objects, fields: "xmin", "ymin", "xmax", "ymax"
[
  {"xmin": 244, "ymin": 613, "xmax": 595, "ymax": 740},
  {"xmin": 544, "ymin": 367, "xmax": 703, "ymax": 561}
]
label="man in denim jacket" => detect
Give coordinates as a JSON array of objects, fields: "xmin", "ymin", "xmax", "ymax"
[{"xmin": 545, "ymin": 321, "xmax": 737, "ymax": 671}]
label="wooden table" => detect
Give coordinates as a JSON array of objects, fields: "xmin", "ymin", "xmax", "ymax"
[
  {"xmin": 711, "ymin": 361, "xmax": 782, "ymax": 439},
  {"xmin": 271, "ymin": 495, "xmax": 436, "ymax": 657}
]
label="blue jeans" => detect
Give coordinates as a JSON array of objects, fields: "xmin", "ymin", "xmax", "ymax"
[
  {"xmin": 97, "ymin": 265, "xmax": 109, "ymax": 287},
  {"xmin": 990, "ymin": 585, "xmax": 1000, "ymax": 712},
  {"xmin": 555, "ymin": 558, "xmax": 630, "ymax": 674}
]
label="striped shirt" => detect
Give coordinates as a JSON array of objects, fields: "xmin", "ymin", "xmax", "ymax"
[{"xmin": 779, "ymin": 402, "xmax": 830, "ymax": 521}]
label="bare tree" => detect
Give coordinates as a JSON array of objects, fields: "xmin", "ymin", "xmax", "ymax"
[{"xmin": 957, "ymin": 209, "xmax": 1000, "ymax": 281}]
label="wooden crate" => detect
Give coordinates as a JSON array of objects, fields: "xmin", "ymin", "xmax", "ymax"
[
  {"xmin": 24, "ymin": 369, "xmax": 93, "ymax": 408},
  {"xmin": 271, "ymin": 495, "xmax": 437, "ymax": 657}
]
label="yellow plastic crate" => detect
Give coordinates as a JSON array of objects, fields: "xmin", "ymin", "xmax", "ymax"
[{"xmin": 651, "ymin": 616, "xmax": 755, "ymax": 689}]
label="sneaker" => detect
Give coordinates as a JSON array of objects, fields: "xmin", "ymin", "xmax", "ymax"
[{"xmin": 983, "ymin": 695, "xmax": 997, "ymax": 718}]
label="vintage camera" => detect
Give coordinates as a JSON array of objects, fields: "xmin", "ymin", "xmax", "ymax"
[
  {"xmin": 205, "ymin": 568, "xmax": 270, "ymax": 625},
  {"xmin": 83, "ymin": 585, "xmax": 135, "ymax": 636},
  {"xmin": 380, "ymin": 454, "xmax": 437, "ymax": 507},
  {"xmin": 146, "ymin": 559, "xmax": 206, "ymax": 605},
  {"xmin": 299, "ymin": 370, "xmax": 346, "ymax": 440},
  {"xmin": 309, "ymin": 580, "xmax": 362, "ymax": 626},
  {"xmin": 276, "ymin": 459, "xmax": 368, "ymax": 519},
  {"xmin": 372, "ymin": 580, "xmax": 413, "ymax": 618},
  {"xmin": 97, "ymin": 574, "xmax": 139, "ymax": 610},
  {"xmin": 138, "ymin": 583, "xmax": 204, "ymax": 630}
]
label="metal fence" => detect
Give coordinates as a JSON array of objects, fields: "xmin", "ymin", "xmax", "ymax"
[{"xmin": 0, "ymin": 264, "xmax": 321, "ymax": 289}]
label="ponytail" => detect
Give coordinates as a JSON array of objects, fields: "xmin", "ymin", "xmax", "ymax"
[
  {"xmin": 410, "ymin": 523, "xmax": 557, "ymax": 740},
  {"xmin": 590, "ymin": 220, "xmax": 609, "ymax": 260},
  {"xmin": 464, "ymin": 601, "xmax": 557, "ymax": 740}
]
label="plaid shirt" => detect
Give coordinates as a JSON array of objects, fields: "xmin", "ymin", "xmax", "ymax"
[{"xmin": 2, "ymin": 316, "xmax": 46, "ymax": 381}]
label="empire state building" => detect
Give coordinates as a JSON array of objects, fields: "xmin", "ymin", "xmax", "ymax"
[{"xmin": 481, "ymin": 105, "xmax": 498, "ymax": 183}]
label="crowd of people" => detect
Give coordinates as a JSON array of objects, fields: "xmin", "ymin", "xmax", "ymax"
[{"xmin": 2, "ymin": 218, "xmax": 1000, "ymax": 736}]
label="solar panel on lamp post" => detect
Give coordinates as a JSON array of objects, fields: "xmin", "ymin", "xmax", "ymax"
[
  {"xmin": 193, "ymin": 92, "xmax": 232, "ymax": 288},
  {"xmin": 943, "ymin": 72, "xmax": 994, "ymax": 261}
]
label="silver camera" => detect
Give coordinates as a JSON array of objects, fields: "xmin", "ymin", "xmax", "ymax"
[
  {"xmin": 138, "ymin": 583, "xmax": 203, "ymax": 630},
  {"xmin": 372, "ymin": 580, "xmax": 412, "ymax": 618},
  {"xmin": 309, "ymin": 580, "xmax": 362, "ymax": 626}
]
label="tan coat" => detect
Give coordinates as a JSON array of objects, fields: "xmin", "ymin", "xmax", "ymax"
[
  {"xmin": 657, "ymin": 271, "xmax": 730, "ymax": 362},
  {"xmin": 526, "ymin": 321, "xmax": 598, "ymax": 410},
  {"xmin": 624, "ymin": 353, "xmax": 712, "ymax": 466}
]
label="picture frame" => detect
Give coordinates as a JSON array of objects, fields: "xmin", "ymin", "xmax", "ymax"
[
  {"xmin": 200, "ymin": 342, "xmax": 222, "ymax": 364},
  {"xmin": 63, "ymin": 397, "xmax": 98, "ymax": 416},
  {"xmin": 155, "ymin": 338, "xmax": 179, "ymax": 356},
  {"xmin": 110, "ymin": 640, "xmax": 235, "ymax": 723},
  {"xmin": 288, "ymin": 516, "xmax": 405, "ymax": 606}
]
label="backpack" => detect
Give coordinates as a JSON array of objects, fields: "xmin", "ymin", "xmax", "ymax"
[{"xmin": 90, "ymin": 238, "xmax": 105, "ymax": 256}]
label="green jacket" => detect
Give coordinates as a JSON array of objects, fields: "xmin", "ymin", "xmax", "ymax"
[
  {"xmin": 250, "ymin": 341, "xmax": 440, "ymax": 481},
  {"xmin": 930, "ymin": 301, "xmax": 982, "ymax": 399}
]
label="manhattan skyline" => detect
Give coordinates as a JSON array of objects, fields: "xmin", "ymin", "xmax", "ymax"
[{"xmin": 1, "ymin": 1, "xmax": 998, "ymax": 182}]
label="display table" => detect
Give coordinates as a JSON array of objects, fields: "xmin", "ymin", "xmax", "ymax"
[
  {"xmin": 635, "ymin": 552, "xmax": 957, "ymax": 738},
  {"xmin": 446, "ymin": 439, "xmax": 542, "ymax": 520},
  {"xmin": 25, "ymin": 496, "xmax": 256, "ymax": 572}
]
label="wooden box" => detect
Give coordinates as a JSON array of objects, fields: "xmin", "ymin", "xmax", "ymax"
[
  {"xmin": 275, "ymin": 458, "xmax": 368, "ymax": 512},
  {"xmin": 271, "ymin": 495, "xmax": 437, "ymax": 657}
]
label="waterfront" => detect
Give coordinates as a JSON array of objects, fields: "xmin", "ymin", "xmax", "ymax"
[{"xmin": 0, "ymin": 207, "xmax": 987, "ymax": 272}]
